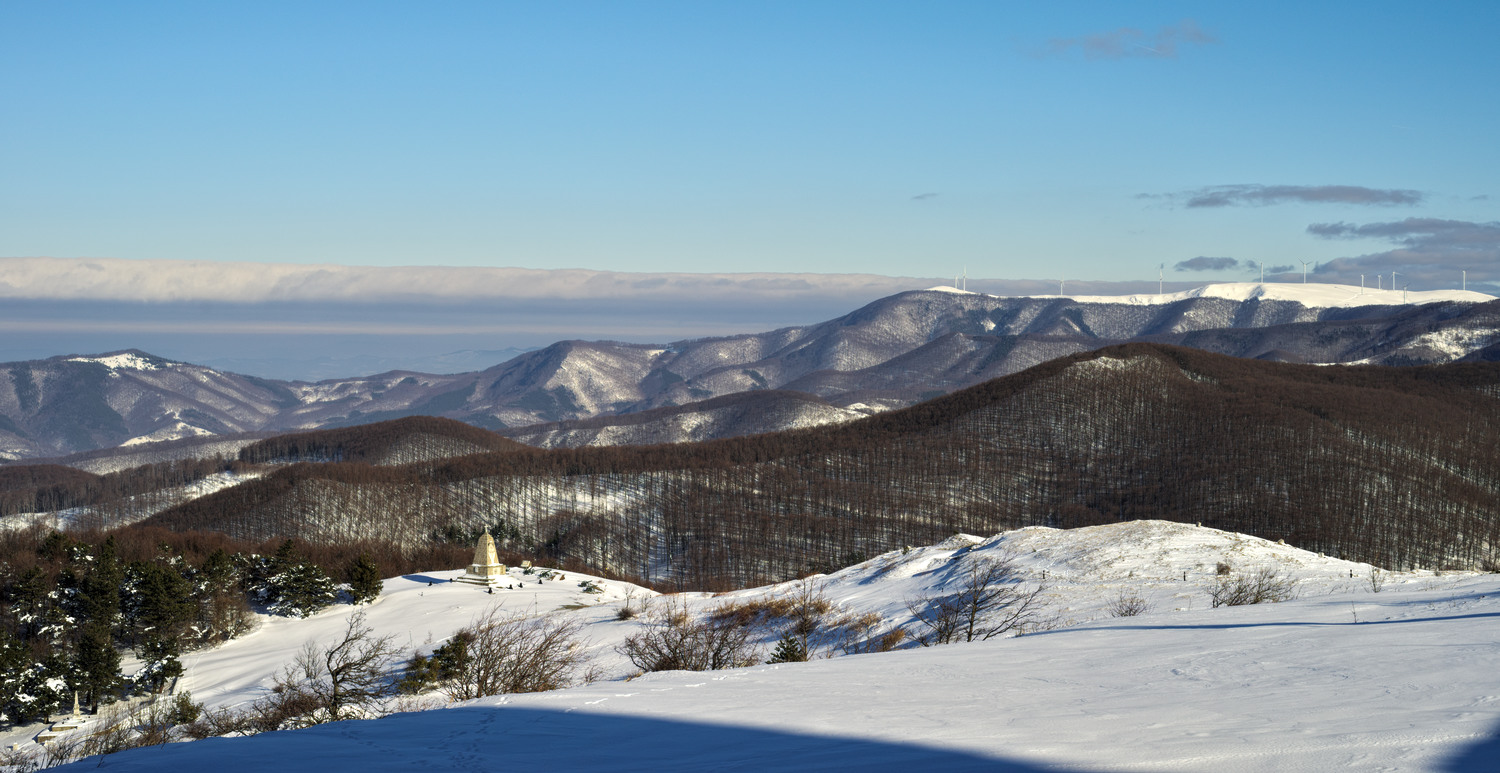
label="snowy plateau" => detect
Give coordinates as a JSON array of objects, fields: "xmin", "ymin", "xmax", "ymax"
[{"xmin": 13, "ymin": 521, "xmax": 1497, "ymax": 772}]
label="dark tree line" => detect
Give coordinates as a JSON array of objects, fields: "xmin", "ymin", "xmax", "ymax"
[
  {"xmin": 237, "ymin": 416, "xmax": 523, "ymax": 466},
  {"xmin": 0, "ymin": 456, "xmax": 252, "ymax": 523},
  {"xmin": 131, "ymin": 345, "xmax": 1500, "ymax": 590},
  {"xmin": 0, "ymin": 526, "xmax": 420, "ymax": 727}
]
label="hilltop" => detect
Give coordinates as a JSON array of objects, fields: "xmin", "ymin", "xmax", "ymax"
[{"xmin": 22, "ymin": 520, "xmax": 1499, "ymax": 772}]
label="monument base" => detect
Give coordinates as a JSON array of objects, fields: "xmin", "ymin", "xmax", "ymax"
[{"xmin": 455, "ymin": 562, "xmax": 508, "ymax": 586}]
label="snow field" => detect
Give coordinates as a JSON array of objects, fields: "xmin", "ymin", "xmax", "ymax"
[{"xmin": 28, "ymin": 520, "xmax": 1500, "ymax": 771}]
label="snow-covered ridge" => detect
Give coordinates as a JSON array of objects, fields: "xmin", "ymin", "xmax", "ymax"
[
  {"xmin": 65, "ymin": 352, "xmax": 169, "ymax": 370},
  {"xmin": 120, "ymin": 421, "xmax": 217, "ymax": 447},
  {"xmin": 929, "ymin": 281, "xmax": 1495, "ymax": 309}
]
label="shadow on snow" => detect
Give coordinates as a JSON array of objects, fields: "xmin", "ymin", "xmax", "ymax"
[{"xmin": 60, "ymin": 706, "xmax": 1069, "ymax": 772}]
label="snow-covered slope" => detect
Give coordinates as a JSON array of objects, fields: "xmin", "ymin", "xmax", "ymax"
[
  {"xmin": 1043, "ymin": 281, "xmax": 1493, "ymax": 308},
  {"xmin": 28, "ymin": 521, "xmax": 1500, "ymax": 771}
]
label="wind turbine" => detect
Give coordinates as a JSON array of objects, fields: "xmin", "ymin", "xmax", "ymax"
[
  {"xmin": 1260, "ymin": 261, "xmax": 1265, "ymax": 284},
  {"xmin": 962, "ymin": 266, "xmax": 968, "ymax": 292},
  {"xmin": 1360, "ymin": 274, "xmax": 1365, "ymax": 294},
  {"xmin": 1463, "ymin": 270, "xmax": 1467, "ymax": 292},
  {"xmin": 1391, "ymin": 271, "xmax": 1400, "ymax": 293},
  {"xmin": 1158, "ymin": 263, "xmax": 1164, "ymax": 295},
  {"xmin": 1300, "ymin": 260, "xmax": 1312, "ymax": 284}
]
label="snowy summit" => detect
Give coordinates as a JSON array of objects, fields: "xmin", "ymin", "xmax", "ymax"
[{"xmin": 930, "ymin": 281, "xmax": 1495, "ymax": 308}]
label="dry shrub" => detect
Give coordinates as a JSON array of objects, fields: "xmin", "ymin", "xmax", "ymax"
[
  {"xmin": 1207, "ymin": 566, "xmax": 1296, "ymax": 608},
  {"xmin": 616, "ymin": 599, "xmax": 759, "ymax": 672},
  {"xmin": 1108, "ymin": 590, "xmax": 1151, "ymax": 617},
  {"xmin": 436, "ymin": 608, "xmax": 593, "ymax": 701}
]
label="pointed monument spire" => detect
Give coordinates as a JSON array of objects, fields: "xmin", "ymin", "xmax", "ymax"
[{"xmin": 456, "ymin": 529, "xmax": 508, "ymax": 586}]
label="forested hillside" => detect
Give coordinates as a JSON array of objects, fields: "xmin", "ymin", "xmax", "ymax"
[
  {"xmin": 237, "ymin": 416, "xmax": 524, "ymax": 465},
  {"xmin": 142, "ymin": 345, "xmax": 1500, "ymax": 588}
]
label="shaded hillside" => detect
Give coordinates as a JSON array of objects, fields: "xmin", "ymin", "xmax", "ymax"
[
  {"xmin": 7, "ymin": 432, "xmax": 278, "ymax": 475},
  {"xmin": 0, "ymin": 351, "xmax": 295, "ymax": 460},
  {"xmin": 0, "ymin": 456, "xmax": 245, "ymax": 521},
  {"xmin": 503, "ymin": 390, "xmax": 871, "ymax": 448},
  {"xmin": 237, "ymin": 416, "xmax": 525, "ymax": 465},
  {"xmin": 145, "ymin": 345, "xmax": 1500, "ymax": 587},
  {"xmin": 0, "ymin": 464, "xmax": 102, "ymax": 515}
]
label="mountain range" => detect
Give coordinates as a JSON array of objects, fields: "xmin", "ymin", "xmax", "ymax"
[{"xmin": 3, "ymin": 282, "xmax": 1495, "ymax": 462}]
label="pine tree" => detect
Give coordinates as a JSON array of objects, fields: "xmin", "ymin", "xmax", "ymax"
[
  {"xmin": 74, "ymin": 622, "xmax": 120, "ymax": 713},
  {"xmin": 78, "ymin": 536, "xmax": 123, "ymax": 633},
  {"xmin": 347, "ymin": 553, "xmax": 382, "ymax": 605},
  {"xmin": 194, "ymin": 548, "xmax": 251, "ymax": 644},
  {"xmin": 766, "ymin": 632, "xmax": 808, "ymax": 664},
  {"xmin": 275, "ymin": 562, "xmax": 338, "ymax": 617},
  {"xmin": 245, "ymin": 540, "xmax": 337, "ymax": 617},
  {"xmin": 127, "ymin": 561, "xmax": 194, "ymax": 691}
]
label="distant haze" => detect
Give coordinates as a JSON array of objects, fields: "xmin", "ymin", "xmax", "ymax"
[{"xmin": 0, "ymin": 258, "xmax": 1194, "ymax": 379}]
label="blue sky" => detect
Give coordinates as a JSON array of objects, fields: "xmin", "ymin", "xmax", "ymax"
[
  {"xmin": 4, "ymin": 1, "xmax": 1495, "ymax": 281},
  {"xmin": 1, "ymin": 2, "xmax": 1496, "ymax": 375}
]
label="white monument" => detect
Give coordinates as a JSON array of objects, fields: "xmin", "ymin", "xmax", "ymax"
[{"xmin": 456, "ymin": 531, "xmax": 508, "ymax": 586}]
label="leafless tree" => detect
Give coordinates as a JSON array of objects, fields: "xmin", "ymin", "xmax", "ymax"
[
  {"xmin": 904, "ymin": 555, "xmax": 1049, "ymax": 646},
  {"xmin": 284, "ymin": 610, "xmax": 399, "ymax": 723}
]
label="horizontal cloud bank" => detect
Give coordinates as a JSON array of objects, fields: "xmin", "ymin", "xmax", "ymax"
[
  {"xmin": 1306, "ymin": 217, "xmax": 1499, "ymax": 289},
  {"xmin": 1, "ymin": 256, "xmax": 1491, "ymax": 379},
  {"xmin": 0, "ymin": 258, "xmax": 1170, "ymax": 378},
  {"xmin": 0, "ymin": 257, "xmax": 942, "ymax": 304}
]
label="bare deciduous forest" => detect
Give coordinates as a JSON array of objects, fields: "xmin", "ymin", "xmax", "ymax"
[{"xmin": 6, "ymin": 344, "xmax": 1499, "ymax": 589}]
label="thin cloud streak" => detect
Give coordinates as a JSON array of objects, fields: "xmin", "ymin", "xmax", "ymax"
[
  {"xmin": 1174, "ymin": 256, "xmax": 1238, "ymax": 272},
  {"xmin": 1043, "ymin": 19, "xmax": 1216, "ymax": 60},
  {"xmin": 1146, "ymin": 184, "xmax": 1424, "ymax": 208}
]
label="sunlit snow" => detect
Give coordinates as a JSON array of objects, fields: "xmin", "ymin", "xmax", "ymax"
[
  {"xmin": 928, "ymin": 281, "xmax": 1495, "ymax": 308},
  {"xmin": 20, "ymin": 520, "xmax": 1499, "ymax": 772}
]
